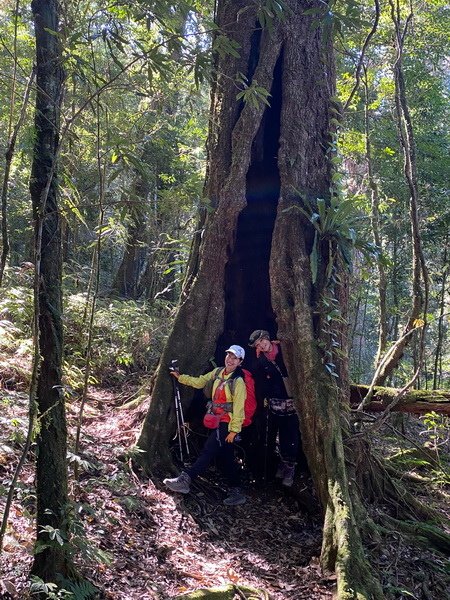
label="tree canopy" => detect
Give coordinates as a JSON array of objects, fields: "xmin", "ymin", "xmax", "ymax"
[{"xmin": 0, "ymin": 0, "xmax": 449, "ymax": 598}]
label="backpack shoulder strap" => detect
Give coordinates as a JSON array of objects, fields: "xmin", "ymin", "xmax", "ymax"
[
  {"xmin": 203, "ymin": 367, "xmax": 223, "ymax": 398},
  {"xmin": 228, "ymin": 367, "xmax": 245, "ymax": 395}
]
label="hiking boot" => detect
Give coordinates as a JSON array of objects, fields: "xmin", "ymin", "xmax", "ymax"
[
  {"xmin": 163, "ymin": 471, "xmax": 191, "ymax": 494},
  {"xmin": 282, "ymin": 462, "xmax": 296, "ymax": 487},
  {"xmin": 223, "ymin": 487, "xmax": 246, "ymax": 506}
]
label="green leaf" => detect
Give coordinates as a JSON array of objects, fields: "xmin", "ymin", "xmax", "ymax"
[
  {"xmin": 310, "ymin": 231, "xmax": 319, "ymax": 284},
  {"xmin": 213, "ymin": 35, "xmax": 241, "ymax": 59}
]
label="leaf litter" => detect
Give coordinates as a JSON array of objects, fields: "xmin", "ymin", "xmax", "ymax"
[{"xmin": 1, "ymin": 386, "xmax": 449, "ymax": 599}]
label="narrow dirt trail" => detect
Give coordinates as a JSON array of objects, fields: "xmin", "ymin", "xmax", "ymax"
[
  {"xmin": 2, "ymin": 386, "xmax": 449, "ymax": 599},
  {"xmin": 74, "ymin": 388, "xmax": 335, "ymax": 599}
]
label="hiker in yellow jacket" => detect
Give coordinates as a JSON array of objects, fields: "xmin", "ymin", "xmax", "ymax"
[{"xmin": 163, "ymin": 345, "xmax": 247, "ymax": 506}]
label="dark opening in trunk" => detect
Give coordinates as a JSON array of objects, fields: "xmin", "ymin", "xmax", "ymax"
[{"xmin": 217, "ymin": 54, "xmax": 283, "ymax": 359}]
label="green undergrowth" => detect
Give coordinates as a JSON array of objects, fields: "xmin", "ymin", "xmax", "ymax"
[
  {"xmin": 63, "ymin": 293, "xmax": 171, "ymax": 386},
  {"xmin": 379, "ymin": 413, "xmax": 450, "ymax": 487},
  {"xmin": 0, "ymin": 266, "xmax": 172, "ymax": 391}
]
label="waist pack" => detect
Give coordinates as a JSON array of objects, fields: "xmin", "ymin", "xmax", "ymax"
[
  {"xmin": 203, "ymin": 367, "xmax": 256, "ymax": 427},
  {"xmin": 203, "ymin": 413, "xmax": 221, "ymax": 429},
  {"xmin": 269, "ymin": 397, "xmax": 296, "ymax": 416}
]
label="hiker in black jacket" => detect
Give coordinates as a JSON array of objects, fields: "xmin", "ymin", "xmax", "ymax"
[{"xmin": 248, "ymin": 330, "xmax": 300, "ymax": 486}]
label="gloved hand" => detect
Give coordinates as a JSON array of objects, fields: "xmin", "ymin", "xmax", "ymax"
[{"xmin": 169, "ymin": 359, "xmax": 180, "ymax": 378}]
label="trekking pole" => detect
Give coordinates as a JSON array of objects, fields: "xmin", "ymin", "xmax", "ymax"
[
  {"xmin": 263, "ymin": 398, "xmax": 269, "ymax": 487},
  {"xmin": 171, "ymin": 374, "xmax": 184, "ymax": 462},
  {"xmin": 174, "ymin": 375, "xmax": 190, "ymax": 461},
  {"xmin": 170, "ymin": 360, "xmax": 190, "ymax": 463}
]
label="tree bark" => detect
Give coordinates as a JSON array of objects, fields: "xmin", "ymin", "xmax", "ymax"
[
  {"xmin": 432, "ymin": 235, "xmax": 448, "ymax": 390},
  {"xmin": 0, "ymin": 69, "xmax": 35, "ymax": 288},
  {"xmin": 269, "ymin": 6, "xmax": 382, "ymax": 598},
  {"xmin": 137, "ymin": 3, "xmax": 384, "ymax": 597},
  {"xmin": 111, "ymin": 160, "xmax": 152, "ymax": 298},
  {"xmin": 29, "ymin": 0, "xmax": 72, "ymax": 583},
  {"xmin": 137, "ymin": 0, "xmax": 282, "ymax": 470},
  {"xmin": 363, "ymin": 67, "xmax": 388, "ymax": 368},
  {"xmin": 112, "ymin": 202, "xmax": 147, "ymax": 298}
]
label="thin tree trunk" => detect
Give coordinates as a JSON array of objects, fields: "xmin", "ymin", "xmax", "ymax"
[
  {"xmin": 182, "ymin": 206, "xmax": 207, "ymax": 300},
  {"xmin": 433, "ymin": 235, "xmax": 448, "ymax": 390},
  {"xmin": 363, "ymin": 67, "xmax": 388, "ymax": 368},
  {"xmin": 0, "ymin": 66, "xmax": 35, "ymax": 287},
  {"xmin": 372, "ymin": 0, "xmax": 429, "ymax": 386},
  {"xmin": 390, "ymin": 234, "xmax": 400, "ymax": 344},
  {"xmin": 74, "ymin": 100, "xmax": 106, "ymax": 473},
  {"xmin": 29, "ymin": 0, "xmax": 73, "ymax": 583},
  {"xmin": 112, "ymin": 183, "xmax": 148, "ymax": 298},
  {"xmin": 111, "ymin": 217, "xmax": 142, "ymax": 297},
  {"xmin": 357, "ymin": 287, "xmax": 369, "ymax": 381}
]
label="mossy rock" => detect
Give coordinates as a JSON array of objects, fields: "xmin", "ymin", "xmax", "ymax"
[{"xmin": 172, "ymin": 584, "xmax": 271, "ymax": 599}]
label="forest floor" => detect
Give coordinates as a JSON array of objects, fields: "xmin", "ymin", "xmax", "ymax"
[{"xmin": 0, "ymin": 378, "xmax": 449, "ymax": 600}]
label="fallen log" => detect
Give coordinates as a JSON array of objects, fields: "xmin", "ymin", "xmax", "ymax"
[{"xmin": 350, "ymin": 385, "xmax": 450, "ymax": 415}]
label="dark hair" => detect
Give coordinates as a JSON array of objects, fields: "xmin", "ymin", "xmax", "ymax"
[{"xmin": 230, "ymin": 366, "xmax": 244, "ymax": 381}]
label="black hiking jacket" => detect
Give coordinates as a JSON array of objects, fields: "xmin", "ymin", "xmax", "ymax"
[{"xmin": 253, "ymin": 348, "xmax": 290, "ymax": 400}]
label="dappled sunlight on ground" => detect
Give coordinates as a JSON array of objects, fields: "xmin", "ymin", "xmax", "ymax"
[{"xmin": 1, "ymin": 384, "xmax": 449, "ymax": 599}]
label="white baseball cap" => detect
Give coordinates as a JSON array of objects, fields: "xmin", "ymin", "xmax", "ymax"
[{"xmin": 225, "ymin": 345, "xmax": 245, "ymax": 360}]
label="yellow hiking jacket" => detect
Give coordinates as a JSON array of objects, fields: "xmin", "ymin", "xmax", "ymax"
[{"xmin": 178, "ymin": 368, "xmax": 246, "ymax": 433}]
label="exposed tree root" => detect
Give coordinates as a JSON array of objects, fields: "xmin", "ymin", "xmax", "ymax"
[
  {"xmin": 374, "ymin": 458, "xmax": 445, "ymax": 523},
  {"xmin": 379, "ymin": 514, "xmax": 450, "ymax": 554},
  {"xmin": 348, "ymin": 437, "xmax": 445, "ymax": 522},
  {"xmin": 384, "ymin": 463, "xmax": 435, "ymax": 484},
  {"xmin": 346, "ymin": 435, "xmax": 450, "ymax": 593},
  {"xmin": 119, "ymin": 395, "xmax": 147, "ymax": 410},
  {"xmin": 173, "ymin": 584, "xmax": 270, "ymax": 599}
]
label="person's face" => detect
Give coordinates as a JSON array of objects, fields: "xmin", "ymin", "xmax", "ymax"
[
  {"xmin": 225, "ymin": 351, "xmax": 242, "ymax": 371},
  {"xmin": 254, "ymin": 337, "xmax": 271, "ymax": 352}
]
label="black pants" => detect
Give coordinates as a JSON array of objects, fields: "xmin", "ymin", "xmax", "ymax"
[
  {"xmin": 185, "ymin": 422, "xmax": 240, "ymax": 487},
  {"xmin": 268, "ymin": 410, "xmax": 300, "ymax": 463}
]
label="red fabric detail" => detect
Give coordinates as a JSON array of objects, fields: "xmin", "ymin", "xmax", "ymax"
[
  {"xmin": 264, "ymin": 342, "xmax": 279, "ymax": 362},
  {"xmin": 213, "ymin": 382, "xmax": 231, "ymax": 423},
  {"xmin": 211, "ymin": 369, "xmax": 257, "ymax": 427},
  {"xmin": 241, "ymin": 369, "xmax": 257, "ymax": 427}
]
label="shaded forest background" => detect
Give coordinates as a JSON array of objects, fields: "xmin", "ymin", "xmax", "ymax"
[
  {"xmin": 1, "ymin": 0, "xmax": 448, "ymax": 390},
  {"xmin": 0, "ymin": 0, "xmax": 449, "ymax": 598}
]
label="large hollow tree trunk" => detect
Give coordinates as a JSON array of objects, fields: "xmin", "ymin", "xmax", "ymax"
[
  {"xmin": 137, "ymin": 1, "xmax": 282, "ymax": 467},
  {"xmin": 268, "ymin": 9, "xmax": 382, "ymax": 599},
  {"xmin": 137, "ymin": 2, "xmax": 383, "ymax": 598}
]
